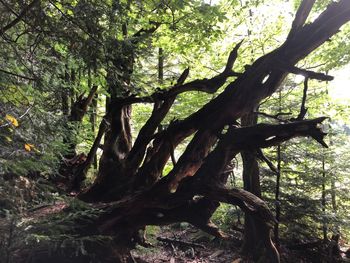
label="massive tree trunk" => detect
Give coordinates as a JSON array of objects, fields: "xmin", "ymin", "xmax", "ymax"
[{"xmin": 34, "ymin": 1, "xmax": 350, "ymax": 262}]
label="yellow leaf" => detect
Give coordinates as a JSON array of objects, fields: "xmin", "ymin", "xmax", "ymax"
[
  {"xmin": 5, "ymin": 114, "xmax": 19, "ymax": 127},
  {"xmin": 24, "ymin": 143, "xmax": 34, "ymax": 152}
]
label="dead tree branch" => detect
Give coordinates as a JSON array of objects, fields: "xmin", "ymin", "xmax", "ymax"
[
  {"xmin": 0, "ymin": 68, "xmax": 36, "ymax": 81},
  {"xmin": 297, "ymin": 77, "xmax": 309, "ymax": 120},
  {"xmin": 157, "ymin": 237, "xmax": 205, "ymax": 249},
  {"xmin": 257, "ymin": 149, "xmax": 279, "ymax": 175},
  {"xmin": 114, "ymin": 41, "xmax": 243, "ymax": 108},
  {"xmin": 135, "ymin": 1, "xmax": 350, "ymax": 192},
  {"xmin": 288, "ymin": 0, "xmax": 316, "ymax": 39}
]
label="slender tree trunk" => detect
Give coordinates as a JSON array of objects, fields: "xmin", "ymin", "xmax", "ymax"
[
  {"xmin": 56, "ymin": 68, "xmax": 76, "ymax": 185},
  {"xmin": 322, "ymin": 153, "xmax": 328, "ymax": 241},
  {"xmin": 241, "ymin": 111, "xmax": 279, "ymax": 262},
  {"xmin": 158, "ymin": 47, "xmax": 164, "ymax": 85},
  {"xmin": 88, "ymin": 67, "xmax": 98, "ymax": 169},
  {"xmin": 61, "ymin": 70, "xmax": 70, "ymax": 154},
  {"xmin": 330, "ymin": 178, "xmax": 337, "ymax": 212},
  {"xmin": 330, "ymin": 174, "xmax": 338, "ymax": 235},
  {"xmin": 274, "ymin": 89, "xmax": 282, "ymax": 247},
  {"xmin": 63, "ymin": 67, "xmax": 76, "ymax": 158},
  {"xmin": 274, "ymin": 144, "xmax": 281, "ymax": 246},
  {"xmin": 61, "ymin": 87, "xmax": 70, "ymax": 116},
  {"xmin": 90, "ymin": 95, "xmax": 98, "ymax": 169},
  {"xmin": 70, "ymin": 116, "xmax": 108, "ymax": 192}
]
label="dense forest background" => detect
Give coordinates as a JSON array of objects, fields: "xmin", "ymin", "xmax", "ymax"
[{"xmin": 0, "ymin": 0, "xmax": 350, "ymax": 262}]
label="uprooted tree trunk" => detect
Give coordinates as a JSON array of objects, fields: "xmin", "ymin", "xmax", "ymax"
[
  {"xmin": 18, "ymin": 118, "xmax": 330, "ymax": 263},
  {"xmin": 20, "ymin": 1, "xmax": 350, "ymax": 262}
]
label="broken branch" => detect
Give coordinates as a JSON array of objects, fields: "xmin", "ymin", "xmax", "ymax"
[
  {"xmin": 157, "ymin": 237, "xmax": 205, "ymax": 249},
  {"xmin": 288, "ymin": 0, "xmax": 316, "ymax": 39},
  {"xmin": 274, "ymin": 61, "xmax": 333, "ymax": 81},
  {"xmin": 297, "ymin": 77, "xmax": 309, "ymax": 120}
]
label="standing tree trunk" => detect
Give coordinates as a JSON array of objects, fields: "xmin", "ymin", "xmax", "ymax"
[
  {"xmin": 81, "ymin": 38, "xmax": 134, "ymax": 200},
  {"xmin": 241, "ymin": 111, "xmax": 280, "ymax": 262},
  {"xmin": 88, "ymin": 67, "xmax": 99, "ymax": 170},
  {"xmin": 56, "ymin": 66, "xmax": 98, "ymax": 189},
  {"xmin": 322, "ymin": 153, "xmax": 328, "ymax": 241},
  {"xmin": 274, "ymin": 144, "xmax": 282, "ymax": 246},
  {"xmin": 158, "ymin": 47, "xmax": 164, "ymax": 85},
  {"xmin": 274, "ymin": 87, "xmax": 283, "ymax": 247}
]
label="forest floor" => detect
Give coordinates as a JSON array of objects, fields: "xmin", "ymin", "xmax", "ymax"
[
  {"xmin": 131, "ymin": 225, "xmax": 350, "ymax": 263},
  {"xmin": 1, "ymin": 175, "xmax": 350, "ymax": 263},
  {"xmin": 132, "ymin": 225, "xmax": 242, "ymax": 263}
]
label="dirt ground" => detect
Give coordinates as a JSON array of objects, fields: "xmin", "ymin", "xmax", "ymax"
[
  {"xmin": 131, "ymin": 225, "xmax": 350, "ymax": 263},
  {"xmin": 132, "ymin": 225, "xmax": 243, "ymax": 263}
]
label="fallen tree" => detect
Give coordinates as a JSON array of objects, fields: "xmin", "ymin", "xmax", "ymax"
[{"xmin": 11, "ymin": 1, "xmax": 350, "ymax": 262}]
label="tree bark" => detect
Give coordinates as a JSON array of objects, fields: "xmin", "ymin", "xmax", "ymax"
[
  {"xmin": 81, "ymin": 38, "xmax": 134, "ymax": 200},
  {"xmin": 240, "ymin": 111, "xmax": 279, "ymax": 262},
  {"xmin": 274, "ymin": 144, "xmax": 281, "ymax": 246},
  {"xmin": 66, "ymin": 1, "xmax": 350, "ymax": 260},
  {"xmin": 57, "ymin": 68, "xmax": 98, "ymax": 189},
  {"xmin": 322, "ymin": 153, "xmax": 328, "ymax": 241}
]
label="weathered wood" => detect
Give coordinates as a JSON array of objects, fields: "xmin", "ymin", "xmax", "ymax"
[
  {"xmin": 288, "ymin": 0, "xmax": 316, "ymax": 39},
  {"xmin": 128, "ymin": 1, "xmax": 350, "ymax": 199},
  {"xmin": 70, "ymin": 85, "xmax": 98, "ymax": 122},
  {"xmin": 64, "ymin": 2, "xmax": 350, "ymax": 262},
  {"xmin": 70, "ymin": 118, "xmax": 109, "ymax": 192}
]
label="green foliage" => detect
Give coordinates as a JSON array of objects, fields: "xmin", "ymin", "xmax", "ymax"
[
  {"xmin": 1, "ymin": 0, "xmax": 350, "ymax": 255},
  {"xmin": 257, "ymin": 75, "xmax": 350, "ymax": 241},
  {"xmin": 212, "ymin": 203, "xmax": 243, "ymax": 232},
  {"xmin": 0, "ymin": 91, "xmax": 67, "ymax": 176}
]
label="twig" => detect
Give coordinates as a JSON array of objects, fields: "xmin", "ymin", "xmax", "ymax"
[
  {"xmin": 254, "ymin": 111, "xmax": 291, "ymax": 122},
  {"xmin": 132, "ymin": 21, "xmax": 161, "ymax": 41},
  {"xmin": 256, "ymin": 149, "xmax": 279, "ymax": 175},
  {"xmin": 157, "ymin": 236, "xmax": 205, "ymax": 249},
  {"xmin": 275, "ymin": 61, "xmax": 333, "ymax": 81},
  {"xmin": 0, "ymin": 68, "xmax": 36, "ymax": 81},
  {"xmin": 113, "ymin": 42, "xmax": 244, "ymax": 107}
]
